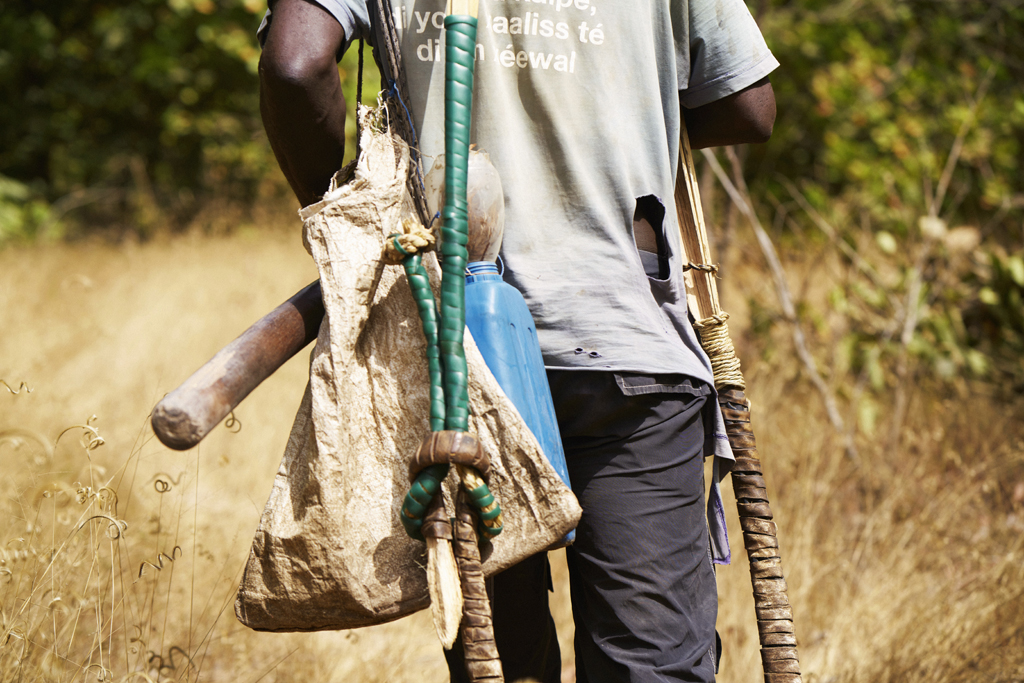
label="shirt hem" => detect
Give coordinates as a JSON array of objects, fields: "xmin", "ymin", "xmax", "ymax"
[
  {"xmin": 257, "ymin": 1, "xmax": 363, "ymax": 52},
  {"xmin": 680, "ymin": 53, "xmax": 781, "ymax": 109}
]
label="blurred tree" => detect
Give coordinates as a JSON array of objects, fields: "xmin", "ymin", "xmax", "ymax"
[
  {"xmin": 0, "ymin": 0, "xmax": 378, "ymax": 241},
  {"xmin": 756, "ymin": 0, "xmax": 1023, "ymax": 237},
  {"xmin": 1, "ymin": 0, "xmax": 268, "ymax": 236},
  {"xmin": 723, "ymin": 0, "xmax": 1024, "ymax": 410}
]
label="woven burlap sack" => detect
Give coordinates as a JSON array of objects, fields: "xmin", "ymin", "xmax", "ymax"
[{"xmin": 235, "ymin": 117, "xmax": 581, "ymax": 632}]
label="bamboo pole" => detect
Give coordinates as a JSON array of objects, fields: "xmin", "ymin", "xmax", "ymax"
[{"xmin": 675, "ymin": 127, "xmax": 803, "ymax": 683}]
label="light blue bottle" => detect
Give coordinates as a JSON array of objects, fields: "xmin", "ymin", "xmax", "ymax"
[{"xmin": 465, "ymin": 260, "xmax": 575, "ymax": 546}]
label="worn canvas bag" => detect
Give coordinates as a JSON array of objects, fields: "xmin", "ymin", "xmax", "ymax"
[{"xmin": 235, "ymin": 116, "xmax": 581, "ymax": 632}]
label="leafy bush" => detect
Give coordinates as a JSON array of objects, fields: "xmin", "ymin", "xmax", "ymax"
[
  {"xmin": 759, "ymin": 0, "xmax": 1024, "ymax": 235},
  {"xmin": 1, "ymin": 1, "xmax": 271, "ymax": 234},
  {"xmin": 0, "ymin": 1, "xmax": 379, "ymax": 240},
  {"xmin": 964, "ymin": 246, "xmax": 1024, "ymax": 389},
  {"xmin": 726, "ymin": 0, "xmax": 1024, "ymax": 405},
  {"xmin": 0, "ymin": 175, "xmax": 55, "ymax": 242}
]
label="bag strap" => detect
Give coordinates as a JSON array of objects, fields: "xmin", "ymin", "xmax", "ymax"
[
  {"xmin": 365, "ymin": 0, "xmax": 431, "ymax": 223},
  {"xmin": 355, "ymin": 38, "xmax": 365, "ymax": 161}
]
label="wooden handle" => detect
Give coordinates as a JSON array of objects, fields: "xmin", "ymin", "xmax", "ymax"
[
  {"xmin": 719, "ymin": 388, "xmax": 801, "ymax": 681},
  {"xmin": 453, "ymin": 493, "xmax": 503, "ymax": 683},
  {"xmin": 447, "ymin": 0, "xmax": 479, "ymax": 16},
  {"xmin": 151, "ymin": 280, "xmax": 324, "ymax": 450}
]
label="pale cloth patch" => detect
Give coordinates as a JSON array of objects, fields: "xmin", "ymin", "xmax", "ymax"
[{"xmin": 235, "ymin": 117, "xmax": 581, "ymax": 632}]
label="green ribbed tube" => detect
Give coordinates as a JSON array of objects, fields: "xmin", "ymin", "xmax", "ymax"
[
  {"xmin": 403, "ymin": 254, "xmax": 445, "ymax": 431},
  {"xmin": 401, "ymin": 463, "xmax": 447, "ymax": 541},
  {"xmin": 400, "ymin": 254, "xmax": 448, "ymax": 535},
  {"xmin": 439, "ymin": 15, "xmax": 477, "ymax": 434}
]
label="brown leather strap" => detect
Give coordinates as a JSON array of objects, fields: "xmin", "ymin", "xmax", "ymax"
[
  {"xmin": 765, "ymin": 674, "xmax": 803, "ymax": 683},
  {"xmin": 732, "ymin": 473, "xmax": 767, "ymax": 489},
  {"xmin": 761, "ymin": 646, "xmax": 799, "ymax": 662},
  {"xmin": 410, "ymin": 431, "xmax": 491, "ymax": 480},
  {"xmin": 423, "ymin": 495, "xmax": 453, "ymax": 541},
  {"xmin": 453, "ymin": 493, "xmax": 503, "ymax": 683}
]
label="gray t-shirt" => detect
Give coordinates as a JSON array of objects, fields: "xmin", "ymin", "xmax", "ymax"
[{"xmin": 262, "ymin": 0, "xmax": 777, "ymax": 381}]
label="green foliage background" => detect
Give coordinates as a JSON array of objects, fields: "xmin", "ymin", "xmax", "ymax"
[
  {"xmin": 0, "ymin": 0, "xmax": 377, "ymax": 240},
  {"xmin": 763, "ymin": 0, "xmax": 1024, "ymax": 228},
  {"xmin": 744, "ymin": 0, "xmax": 1024, "ymax": 402},
  {"xmin": 0, "ymin": 0, "xmax": 1021, "ymax": 396}
]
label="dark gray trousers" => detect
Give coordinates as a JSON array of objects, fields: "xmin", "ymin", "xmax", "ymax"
[{"xmin": 447, "ymin": 371, "xmax": 717, "ymax": 683}]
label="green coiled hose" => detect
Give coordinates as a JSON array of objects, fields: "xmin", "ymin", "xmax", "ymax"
[
  {"xmin": 400, "ymin": 14, "xmax": 501, "ymax": 542},
  {"xmin": 403, "ymin": 253, "xmax": 446, "ymax": 432},
  {"xmin": 439, "ymin": 15, "xmax": 477, "ymax": 434}
]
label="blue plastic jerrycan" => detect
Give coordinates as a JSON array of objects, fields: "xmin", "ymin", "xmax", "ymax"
[{"xmin": 464, "ymin": 261, "xmax": 575, "ymax": 546}]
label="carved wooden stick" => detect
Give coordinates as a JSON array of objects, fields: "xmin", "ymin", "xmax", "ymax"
[
  {"xmin": 675, "ymin": 127, "xmax": 802, "ymax": 682},
  {"xmin": 151, "ymin": 280, "xmax": 324, "ymax": 450},
  {"xmin": 425, "ymin": 496, "xmax": 464, "ymax": 648}
]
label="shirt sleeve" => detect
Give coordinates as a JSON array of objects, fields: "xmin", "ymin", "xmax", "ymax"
[
  {"xmin": 258, "ymin": 0, "xmax": 372, "ymax": 53},
  {"xmin": 678, "ymin": 0, "xmax": 780, "ymax": 109}
]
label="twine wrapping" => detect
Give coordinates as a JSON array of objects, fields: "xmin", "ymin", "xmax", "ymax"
[
  {"xmin": 682, "ymin": 262, "xmax": 719, "ymax": 274},
  {"xmin": 692, "ymin": 313, "xmax": 746, "ymax": 392},
  {"xmin": 383, "ymin": 217, "xmax": 437, "ymax": 265}
]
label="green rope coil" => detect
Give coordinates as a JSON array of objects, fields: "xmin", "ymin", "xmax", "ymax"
[
  {"xmin": 401, "ymin": 463, "xmax": 447, "ymax": 541},
  {"xmin": 400, "ymin": 253, "xmax": 448, "ymax": 538},
  {"xmin": 403, "ymin": 254, "xmax": 446, "ymax": 431},
  {"xmin": 466, "ymin": 483, "xmax": 503, "ymax": 534},
  {"xmin": 460, "ymin": 466, "xmax": 503, "ymax": 538},
  {"xmin": 439, "ymin": 15, "xmax": 477, "ymax": 434}
]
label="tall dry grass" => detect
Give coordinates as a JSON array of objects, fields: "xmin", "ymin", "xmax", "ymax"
[
  {"xmin": 2, "ymin": 227, "xmax": 1023, "ymax": 682},
  {"xmin": 0, "ymin": 231, "xmax": 447, "ymax": 682}
]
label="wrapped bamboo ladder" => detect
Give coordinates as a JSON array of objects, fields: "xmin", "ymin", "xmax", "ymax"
[{"xmin": 674, "ymin": 127, "xmax": 802, "ymax": 683}]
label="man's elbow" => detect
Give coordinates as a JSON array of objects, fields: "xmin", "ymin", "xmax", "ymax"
[
  {"xmin": 740, "ymin": 79, "xmax": 776, "ymax": 144},
  {"xmin": 744, "ymin": 105, "xmax": 775, "ymax": 145},
  {"xmin": 259, "ymin": 46, "xmax": 338, "ymax": 96},
  {"xmin": 683, "ymin": 77, "xmax": 776, "ymax": 149}
]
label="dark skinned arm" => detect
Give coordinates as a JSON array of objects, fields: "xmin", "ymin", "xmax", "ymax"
[
  {"xmin": 683, "ymin": 76, "xmax": 776, "ymax": 150},
  {"xmin": 259, "ymin": 0, "xmax": 349, "ymax": 207}
]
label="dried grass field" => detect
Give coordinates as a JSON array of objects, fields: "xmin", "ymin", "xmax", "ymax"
[{"xmin": 2, "ymin": 227, "xmax": 1024, "ymax": 682}]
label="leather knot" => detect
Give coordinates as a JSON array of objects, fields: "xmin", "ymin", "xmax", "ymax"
[
  {"xmin": 410, "ymin": 431, "xmax": 490, "ymax": 481},
  {"xmin": 422, "ymin": 496, "xmax": 453, "ymax": 541}
]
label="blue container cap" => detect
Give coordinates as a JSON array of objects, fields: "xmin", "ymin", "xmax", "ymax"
[
  {"xmin": 466, "ymin": 260, "xmax": 501, "ymax": 283},
  {"xmin": 466, "ymin": 261, "xmax": 499, "ymax": 275}
]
